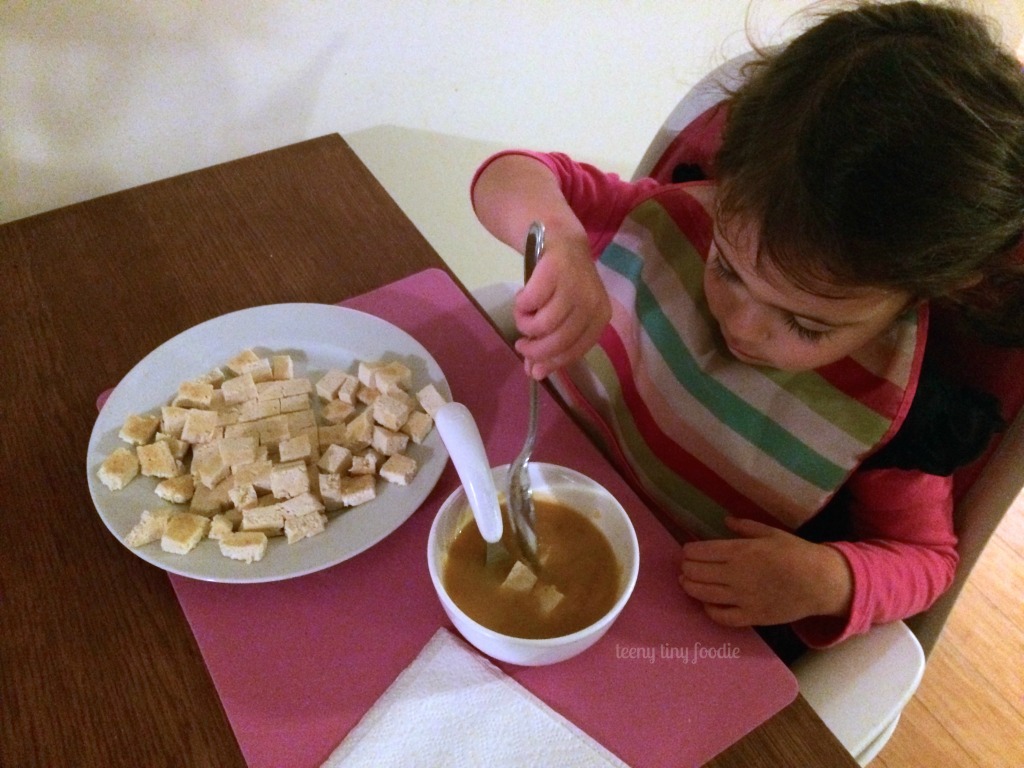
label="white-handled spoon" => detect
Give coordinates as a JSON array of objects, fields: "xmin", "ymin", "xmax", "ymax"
[{"xmin": 434, "ymin": 402, "xmax": 508, "ymax": 564}]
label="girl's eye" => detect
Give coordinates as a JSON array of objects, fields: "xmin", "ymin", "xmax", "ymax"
[
  {"xmin": 785, "ymin": 315, "xmax": 832, "ymax": 343},
  {"xmin": 710, "ymin": 254, "xmax": 740, "ymax": 282}
]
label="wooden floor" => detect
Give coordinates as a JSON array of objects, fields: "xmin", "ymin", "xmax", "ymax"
[{"xmin": 873, "ymin": 491, "xmax": 1024, "ymax": 767}]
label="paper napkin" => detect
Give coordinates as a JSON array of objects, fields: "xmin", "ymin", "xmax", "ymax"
[{"xmin": 322, "ymin": 628, "xmax": 630, "ymax": 768}]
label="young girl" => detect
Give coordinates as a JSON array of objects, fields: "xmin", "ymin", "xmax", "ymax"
[{"xmin": 471, "ymin": 1, "xmax": 1024, "ymax": 650}]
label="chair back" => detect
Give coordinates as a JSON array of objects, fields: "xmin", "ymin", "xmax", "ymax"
[{"xmin": 635, "ymin": 52, "xmax": 1024, "ymax": 657}]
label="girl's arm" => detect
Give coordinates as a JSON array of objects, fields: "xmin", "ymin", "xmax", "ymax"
[
  {"xmin": 792, "ymin": 468, "xmax": 958, "ymax": 647},
  {"xmin": 471, "ymin": 153, "xmax": 611, "ymax": 379},
  {"xmin": 679, "ymin": 468, "xmax": 958, "ymax": 648}
]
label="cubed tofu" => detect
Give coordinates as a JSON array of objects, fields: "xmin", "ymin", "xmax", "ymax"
[
  {"xmin": 284, "ymin": 511, "xmax": 327, "ymax": 543},
  {"xmin": 356, "ymin": 384, "xmax": 379, "ymax": 406},
  {"xmin": 279, "ymin": 377, "xmax": 313, "ymax": 397},
  {"xmin": 255, "ymin": 380, "xmax": 286, "ymax": 401},
  {"xmin": 318, "ymin": 473, "xmax": 345, "ymax": 511},
  {"xmin": 223, "ymin": 421, "xmax": 260, "ymax": 440},
  {"xmin": 161, "ymin": 512, "xmax": 211, "ymax": 555},
  {"xmin": 270, "ymin": 460, "xmax": 310, "ymax": 499},
  {"xmin": 535, "ymin": 583, "xmax": 565, "ymax": 615},
  {"xmin": 218, "ymin": 435, "xmax": 259, "ymax": 466},
  {"xmin": 401, "ymin": 411, "xmax": 433, "ymax": 444},
  {"xmin": 173, "ymin": 381, "xmax": 211, "ymax": 409},
  {"xmin": 317, "ymin": 423, "xmax": 348, "ymax": 451},
  {"xmin": 218, "ymin": 531, "xmax": 268, "ymax": 563},
  {"xmin": 372, "ymin": 393, "xmax": 413, "ymax": 431},
  {"xmin": 155, "ymin": 433, "xmax": 190, "ymax": 460},
  {"xmin": 343, "ymin": 410, "xmax": 374, "ymax": 451},
  {"xmin": 500, "ymin": 560, "xmax": 538, "ymax": 593},
  {"xmin": 315, "ymin": 368, "xmax": 349, "ymax": 401},
  {"xmin": 118, "ymin": 413, "xmax": 161, "ymax": 445},
  {"xmin": 246, "ymin": 357, "xmax": 274, "ymax": 383},
  {"xmin": 416, "ymin": 384, "xmax": 447, "ymax": 417},
  {"xmin": 255, "ymin": 414, "xmax": 290, "ymax": 446},
  {"xmin": 208, "ymin": 513, "xmax": 235, "ymax": 541},
  {"xmin": 98, "ymin": 447, "xmax": 140, "ymax": 491},
  {"xmin": 373, "ymin": 360, "xmax": 413, "ymax": 393},
  {"xmin": 180, "ymin": 409, "xmax": 220, "ymax": 444},
  {"xmin": 124, "ymin": 508, "xmax": 174, "ymax": 548},
  {"xmin": 281, "ymin": 491, "xmax": 325, "ymax": 517},
  {"xmin": 160, "ymin": 406, "xmax": 190, "ymax": 438},
  {"xmin": 372, "ymin": 425, "xmax": 409, "ymax": 456},
  {"xmin": 241, "ymin": 503, "xmax": 285, "ymax": 533},
  {"xmin": 136, "ymin": 440, "xmax": 181, "ymax": 478},
  {"xmin": 154, "ymin": 473, "xmax": 196, "ymax": 504},
  {"xmin": 198, "ymin": 367, "xmax": 227, "ymax": 387},
  {"xmin": 334, "ymin": 374, "xmax": 360, "ymax": 405},
  {"xmin": 349, "ymin": 450, "xmax": 379, "ymax": 476},
  {"xmin": 238, "ymin": 398, "xmax": 281, "ymax": 423},
  {"xmin": 279, "ymin": 394, "xmax": 309, "ymax": 414},
  {"xmin": 278, "ymin": 433, "xmax": 313, "ymax": 463},
  {"xmin": 321, "ymin": 399, "xmax": 355, "ymax": 424},
  {"xmin": 271, "ymin": 355, "xmax": 294, "ymax": 381},
  {"xmin": 174, "ymin": 380, "xmax": 215, "ymax": 409},
  {"xmin": 357, "ymin": 361, "xmax": 384, "ymax": 388},
  {"xmin": 191, "ymin": 442, "xmax": 230, "ymax": 489},
  {"xmin": 338, "ymin": 474, "xmax": 377, "ymax": 507},
  {"xmin": 226, "ymin": 349, "xmax": 262, "ymax": 375},
  {"xmin": 190, "ymin": 476, "xmax": 234, "ymax": 516},
  {"xmin": 380, "ymin": 453, "xmax": 417, "ymax": 485},
  {"xmin": 287, "ymin": 408, "xmax": 317, "ymax": 433},
  {"xmin": 228, "ymin": 481, "xmax": 259, "ymax": 510},
  {"xmin": 221, "ymin": 372, "xmax": 258, "ymax": 405},
  {"xmin": 232, "ymin": 458, "xmax": 274, "ymax": 492},
  {"xmin": 317, "ymin": 444, "xmax": 353, "ymax": 474}
]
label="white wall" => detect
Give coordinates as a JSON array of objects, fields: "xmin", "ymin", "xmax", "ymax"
[{"xmin": 3, "ymin": 1, "xmax": 1022, "ymax": 289}]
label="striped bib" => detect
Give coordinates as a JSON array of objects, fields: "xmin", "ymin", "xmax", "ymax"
[{"xmin": 552, "ymin": 187, "xmax": 925, "ymax": 538}]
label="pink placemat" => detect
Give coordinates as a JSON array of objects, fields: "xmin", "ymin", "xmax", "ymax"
[{"xmin": 115, "ymin": 269, "xmax": 797, "ymax": 767}]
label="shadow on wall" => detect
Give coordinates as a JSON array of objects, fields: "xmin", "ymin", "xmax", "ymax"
[{"xmin": 0, "ymin": 3, "xmax": 340, "ymax": 224}]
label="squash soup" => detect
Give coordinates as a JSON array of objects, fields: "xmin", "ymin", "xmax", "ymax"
[{"xmin": 443, "ymin": 496, "xmax": 621, "ymax": 639}]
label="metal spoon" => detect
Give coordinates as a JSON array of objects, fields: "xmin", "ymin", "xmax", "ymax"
[{"xmin": 507, "ymin": 221, "xmax": 544, "ymax": 570}]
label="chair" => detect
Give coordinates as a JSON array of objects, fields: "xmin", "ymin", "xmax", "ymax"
[{"xmin": 472, "ymin": 50, "xmax": 1024, "ymax": 766}]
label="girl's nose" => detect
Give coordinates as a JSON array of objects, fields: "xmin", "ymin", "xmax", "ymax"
[{"xmin": 724, "ymin": 298, "xmax": 771, "ymax": 343}]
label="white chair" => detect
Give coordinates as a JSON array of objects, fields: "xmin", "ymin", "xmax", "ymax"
[{"xmin": 472, "ymin": 50, "xmax": 1024, "ymax": 766}]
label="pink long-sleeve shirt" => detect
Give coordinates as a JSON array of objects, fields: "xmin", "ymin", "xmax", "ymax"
[{"xmin": 473, "ymin": 150, "xmax": 959, "ymax": 647}]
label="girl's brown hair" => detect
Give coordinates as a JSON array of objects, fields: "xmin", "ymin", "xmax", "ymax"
[{"xmin": 715, "ymin": 1, "xmax": 1024, "ymax": 344}]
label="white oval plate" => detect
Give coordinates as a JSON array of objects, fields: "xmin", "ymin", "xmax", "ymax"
[{"xmin": 86, "ymin": 303, "xmax": 450, "ymax": 583}]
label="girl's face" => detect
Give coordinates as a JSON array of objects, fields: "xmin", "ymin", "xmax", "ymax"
[{"xmin": 704, "ymin": 217, "xmax": 913, "ymax": 371}]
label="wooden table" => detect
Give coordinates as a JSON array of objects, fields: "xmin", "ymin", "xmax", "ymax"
[{"xmin": 0, "ymin": 134, "xmax": 857, "ymax": 767}]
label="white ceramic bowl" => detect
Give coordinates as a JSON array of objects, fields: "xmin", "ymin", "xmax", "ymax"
[{"xmin": 427, "ymin": 462, "xmax": 640, "ymax": 666}]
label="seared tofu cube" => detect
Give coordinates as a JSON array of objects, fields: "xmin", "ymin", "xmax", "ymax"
[
  {"xmin": 181, "ymin": 409, "xmax": 220, "ymax": 444},
  {"xmin": 372, "ymin": 393, "xmax": 413, "ymax": 431},
  {"xmin": 98, "ymin": 447, "xmax": 140, "ymax": 491},
  {"xmin": 284, "ymin": 511, "xmax": 327, "ymax": 543},
  {"xmin": 401, "ymin": 411, "xmax": 433, "ymax": 444},
  {"xmin": 155, "ymin": 473, "xmax": 196, "ymax": 504},
  {"xmin": 173, "ymin": 380, "xmax": 214, "ymax": 409},
  {"xmin": 380, "ymin": 454, "xmax": 417, "ymax": 485},
  {"xmin": 416, "ymin": 384, "xmax": 447, "ymax": 417},
  {"xmin": 119, "ymin": 413, "xmax": 161, "ymax": 445},
  {"xmin": 221, "ymin": 372, "xmax": 258, "ymax": 405},
  {"xmin": 136, "ymin": 440, "xmax": 181, "ymax": 479},
  {"xmin": 161, "ymin": 512, "xmax": 211, "ymax": 555},
  {"xmin": 270, "ymin": 460, "xmax": 310, "ymax": 499},
  {"xmin": 124, "ymin": 508, "xmax": 173, "ymax": 547}
]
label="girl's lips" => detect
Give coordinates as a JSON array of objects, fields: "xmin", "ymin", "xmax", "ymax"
[{"xmin": 723, "ymin": 335, "xmax": 765, "ymax": 364}]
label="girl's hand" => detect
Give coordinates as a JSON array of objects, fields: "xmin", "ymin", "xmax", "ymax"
[
  {"xmin": 678, "ymin": 516, "xmax": 853, "ymax": 627},
  {"xmin": 513, "ymin": 228, "xmax": 611, "ymax": 379}
]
